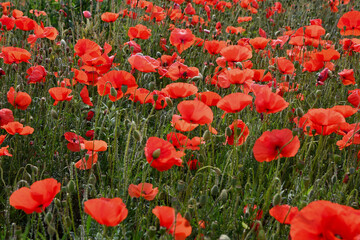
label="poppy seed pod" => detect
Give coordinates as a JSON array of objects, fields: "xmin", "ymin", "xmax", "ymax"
[
  {"xmin": 152, "ymin": 148, "xmax": 161, "ymax": 159},
  {"xmin": 147, "ymin": 226, "xmax": 157, "ymax": 238},
  {"xmin": 67, "ymin": 180, "xmax": 75, "ymax": 194},
  {"xmin": 219, "ymin": 234, "xmax": 231, "ymax": 240},
  {"xmin": 149, "ymin": 82, "xmax": 155, "ymax": 91},
  {"xmin": 177, "ymin": 180, "xmax": 186, "ymax": 192}
]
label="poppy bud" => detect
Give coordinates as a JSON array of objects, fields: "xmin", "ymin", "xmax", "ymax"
[
  {"xmin": 257, "ymin": 230, "xmax": 266, "ymax": 240},
  {"xmin": 31, "ymin": 165, "xmax": 39, "ymax": 175},
  {"xmin": 45, "ymin": 212, "xmax": 53, "ymax": 224},
  {"xmin": 328, "ymin": 70, "xmax": 333, "ymax": 78},
  {"xmin": 184, "ymin": 211, "xmax": 191, "ymax": 222},
  {"xmin": 121, "ymin": 85, "xmax": 128, "ymax": 94},
  {"xmin": 225, "ymin": 127, "xmax": 233, "ymax": 137},
  {"xmin": 60, "ymin": 39, "xmax": 67, "ymax": 49},
  {"xmin": 147, "ymin": 226, "xmax": 157, "ymax": 238},
  {"xmin": 333, "ymin": 154, "xmax": 341, "ymax": 163},
  {"xmin": 156, "ymin": 52, "xmax": 162, "ymax": 58},
  {"xmin": 203, "ymin": 130, "xmax": 211, "ymax": 141},
  {"xmin": 153, "ymin": 94, "xmax": 159, "ymax": 102},
  {"xmin": 235, "ymin": 62, "xmax": 243, "ymax": 69},
  {"xmin": 149, "ymin": 82, "xmax": 155, "ymax": 91},
  {"xmin": 110, "ymin": 87, "xmax": 117, "ymax": 97},
  {"xmin": 177, "ymin": 180, "xmax": 186, "ymax": 192},
  {"xmin": 159, "ymin": 226, "xmax": 167, "ymax": 235},
  {"xmin": 219, "ymin": 234, "xmax": 230, "ymax": 240},
  {"xmin": 351, "ymin": 202, "xmax": 359, "ymax": 209},
  {"xmin": 165, "ymin": 97, "xmax": 173, "ymax": 108},
  {"xmin": 218, "ymin": 189, "xmax": 228, "ymax": 203},
  {"xmin": 199, "ymin": 194, "xmax": 207, "ymax": 207},
  {"xmin": 51, "ymin": 109, "xmax": 58, "ymax": 119},
  {"xmin": 331, "ymin": 174, "xmax": 337, "ymax": 184},
  {"xmin": 315, "ymin": 90, "xmax": 322, "ymax": 98},
  {"xmin": 211, "ymin": 185, "xmax": 219, "ymax": 198},
  {"xmin": 133, "ymin": 130, "xmax": 142, "ymax": 141},
  {"xmin": 211, "ymin": 221, "xmax": 218, "ymax": 231},
  {"xmin": 295, "ymin": 108, "xmax": 304, "ymax": 117},
  {"xmin": 311, "ymin": 129, "xmax": 317, "ymax": 136},
  {"xmin": 67, "ymin": 180, "xmax": 75, "ymax": 194},
  {"xmin": 152, "ymin": 148, "xmax": 161, "ymax": 159},
  {"xmin": 349, "ymin": 167, "xmax": 355, "ymax": 175},
  {"xmin": 20, "ymin": 118, "xmax": 25, "ymax": 124},
  {"xmin": 54, "ymin": 198, "xmax": 61, "ymax": 209},
  {"xmin": 272, "ymin": 193, "xmax": 281, "ymax": 206}
]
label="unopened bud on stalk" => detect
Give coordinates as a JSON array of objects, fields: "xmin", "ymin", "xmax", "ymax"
[
  {"xmin": 149, "ymin": 82, "xmax": 155, "ymax": 91},
  {"xmin": 219, "ymin": 234, "xmax": 230, "ymax": 240},
  {"xmin": 218, "ymin": 189, "xmax": 228, "ymax": 202},
  {"xmin": 199, "ymin": 194, "xmax": 207, "ymax": 207},
  {"xmin": 51, "ymin": 109, "xmax": 58, "ymax": 119},
  {"xmin": 67, "ymin": 180, "xmax": 75, "ymax": 194},
  {"xmin": 133, "ymin": 130, "xmax": 142, "ymax": 141},
  {"xmin": 45, "ymin": 212, "xmax": 53, "ymax": 224},
  {"xmin": 177, "ymin": 180, "xmax": 186, "ymax": 192},
  {"xmin": 203, "ymin": 130, "xmax": 211, "ymax": 141},
  {"xmin": 121, "ymin": 85, "xmax": 128, "ymax": 94},
  {"xmin": 165, "ymin": 97, "xmax": 173, "ymax": 108},
  {"xmin": 272, "ymin": 193, "xmax": 281, "ymax": 206},
  {"xmin": 147, "ymin": 226, "xmax": 157, "ymax": 238},
  {"xmin": 211, "ymin": 185, "xmax": 219, "ymax": 198},
  {"xmin": 110, "ymin": 87, "xmax": 117, "ymax": 97},
  {"xmin": 156, "ymin": 52, "xmax": 162, "ymax": 58},
  {"xmin": 225, "ymin": 127, "xmax": 233, "ymax": 137}
]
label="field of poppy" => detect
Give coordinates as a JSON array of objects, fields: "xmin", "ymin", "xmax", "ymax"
[{"xmin": 1, "ymin": 0, "xmax": 360, "ymax": 239}]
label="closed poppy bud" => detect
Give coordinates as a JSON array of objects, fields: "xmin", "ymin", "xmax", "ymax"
[
  {"xmin": 203, "ymin": 130, "xmax": 211, "ymax": 141},
  {"xmin": 51, "ymin": 109, "xmax": 58, "ymax": 119},
  {"xmin": 272, "ymin": 193, "xmax": 281, "ymax": 206},
  {"xmin": 153, "ymin": 94, "xmax": 158, "ymax": 102},
  {"xmin": 218, "ymin": 189, "xmax": 228, "ymax": 202},
  {"xmin": 110, "ymin": 87, "xmax": 117, "ymax": 97},
  {"xmin": 149, "ymin": 82, "xmax": 155, "ymax": 91},
  {"xmin": 258, "ymin": 230, "xmax": 266, "ymax": 240},
  {"xmin": 45, "ymin": 212, "xmax": 53, "ymax": 224},
  {"xmin": 211, "ymin": 185, "xmax": 219, "ymax": 198},
  {"xmin": 165, "ymin": 97, "xmax": 173, "ymax": 108},
  {"xmin": 148, "ymin": 226, "xmax": 157, "ymax": 238},
  {"xmin": 152, "ymin": 148, "xmax": 161, "ymax": 159},
  {"xmin": 133, "ymin": 130, "xmax": 141, "ymax": 141},
  {"xmin": 225, "ymin": 127, "xmax": 233, "ymax": 137},
  {"xmin": 83, "ymin": 11, "xmax": 91, "ymax": 18},
  {"xmin": 121, "ymin": 85, "xmax": 128, "ymax": 94},
  {"xmin": 199, "ymin": 195, "xmax": 207, "ymax": 207},
  {"xmin": 67, "ymin": 180, "xmax": 75, "ymax": 193}
]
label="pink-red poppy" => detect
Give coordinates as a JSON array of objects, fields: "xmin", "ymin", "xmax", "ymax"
[
  {"xmin": 196, "ymin": 91, "xmax": 222, "ymax": 106},
  {"xmin": 83, "ymin": 140, "xmax": 108, "ymax": 152},
  {"xmin": 26, "ymin": 65, "xmax": 47, "ymax": 83},
  {"xmin": 338, "ymin": 69, "xmax": 355, "ymax": 85},
  {"xmin": 84, "ymin": 198, "xmax": 128, "ymax": 226},
  {"xmin": 217, "ymin": 93, "xmax": 253, "ymax": 115},
  {"xmin": 128, "ymin": 54, "xmax": 160, "ymax": 73},
  {"xmin": 80, "ymin": 86, "xmax": 93, "ymax": 106},
  {"xmin": 337, "ymin": 11, "xmax": 360, "ymax": 36},
  {"xmin": 220, "ymin": 45, "xmax": 252, "ymax": 63},
  {"xmin": 64, "ymin": 132, "xmax": 85, "ymax": 152},
  {"xmin": 171, "ymin": 114, "xmax": 199, "ymax": 132},
  {"xmin": 101, "ymin": 12, "xmax": 119, "ymax": 22},
  {"xmin": 0, "ymin": 47, "xmax": 31, "ymax": 64},
  {"xmin": 253, "ymin": 129, "xmax": 300, "ymax": 162},
  {"xmin": 269, "ymin": 205, "xmax": 299, "ymax": 224},
  {"xmin": 252, "ymin": 84, "xmax": 289, "ymax": 114},
  {"xmin": 161, "ymin": 82, "xmax": 198, "ymax": 99},
  {"xmin": 75, "ymin": 151, "xmax": 98, "ymax": 170},
  {"xmin": 165, "ymin": 62, "xmax": 199, "ymax": 81},
  {"xmin": 9, "ymin": 178, "xmax": 61, "ymax": 214},
  {"xmin": 226, "ymin": 120, "xmax": 250, "ymax": 146},
  {"xmin": 0, "ymin": 108, "xmax": 14, "ymax": 126},
  {"xmin": 128, "ymin": 24, "xmax": 151, "ymax": 40},
  {"xmin": 128, "ymin": 183, "xmax": 158, "ymax": 201},
  {"xmin": 169, "ymin": 28, "xmax": 195, "ymax": 54}
]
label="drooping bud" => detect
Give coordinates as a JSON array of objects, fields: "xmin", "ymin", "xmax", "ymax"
[{"xmin": 152, "ymin": 149, "xmax": 161, "ymax": 159}]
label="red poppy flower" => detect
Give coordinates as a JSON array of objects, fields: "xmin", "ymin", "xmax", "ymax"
[
  {"xmin": 97, "ymin": 70, "xmax": 138, "ymax": 102},
  {"xmin": 144, "ymin": 137, "xmax": 184, "ymax": 172},
  {"xmin": 336, "ymin": 126, "xmax": 360, "ymax": 150},
  {"xmin": 339, "ymin": 69, "xmax": 355, "ymax": 85},
  {"xmin": 101, "ymin": 12, "xmax": 119, "ymax": 22},
  {"xmin": 220, "ymin": 45, "xmax": 252, "ymax": 63},
  {"xmin": 165, "ymin": 62, "xmax": 199, "ymax": 81},
  {"xmin": 162, "ymin": 82, "xmax": 198, "ymax": 99},
  {"xmin": 64, "ymin": 132, "xmax": 85, "ymax": 152},
  {"xmin": 252, "ymin": 84, "xmax": 289, "ymax": 114},
  {"xmin": 128, "ymin": 54, "xmax": 160, "ymax": 73},
  {"xmin": 330, "ymin": 105, "xmax": 357, "ymax": 118},
  {"xmin": 167, "ymin": 132, "xmax": 204, "ymax": 150},
  {"xmin": 128, "ymin": 183, "xmax": 158, "ymax": 201},
  {"xmin": 80, "ymin": 86, "xmax": 93, "ymax": 106},
  {"xmin": 2, "ymin": 121, "xmax": 34, "ymax": 135},
  {"xmin": 217, "ymin": 93, "xmax": 253, "ymax": 115},
  {"xmin": 253, "ymin": 129, "xmax": 300, "ymax": 162},
  {"xmin": 187, "ymin": 159, "xmax": 200, "ymax": 170},
  {"xmin": 290, "ymin": 201, "xmax": 360, "ymax": 240},
  {"xmin": 83, "ymin": 140, "xmax": 107, "ymax": 152},
  {"xmin": 0, "ymin": 47, "xmax": 31, "ymax": 64},
  {"xmin": 196, "ymin": 91, "xmax": 222, "ymax": 106},
  {"xmin": 178, "ymin": 100, "xmax": 213, "ymax": 125},
  {"xmin": 128, "ymin": 24, "xmax": 151, "ymax": 40},
  {"xmin": 226, "ymin": 120, "xmax": 249, "ymax": 146},
  {"xmin": 297, "ymin": 108, "xmax": 346, "ymax": 136},
  {"xmin": 0, "ymin": 134, "xmax": 11, "ymax": 157},
  {"xmin": 204, "ymin": 40, "xmax": 227, "ymax": 55},
  {"xmin": 48, "ymin": 87, "xmax": 73, "ymax": 106},
  {"xmin": 348, "ymin": 89, "xmax": 360, "ymax": 108},
  {"xmin": 152, "ymin": 206, "xmax": 192, "ymax": 240},
  {"xmin": 249, "ymin": 37, "xmax": 270, "ymax": 50},
  {"xmin": 171, "ymin": 114, "xmax": 199, "ymax": 132},
  {"xmin": 169, "ymin": 28, "xmax": 195, "ymax": 54},
  {"xmin": 337, "ymin": 11, "xmax": 360, "ymax": 36},
  {"xmin": 9, "ymin": 178, "xmax": 61, "ymax": 214},
  {"xmin": 26, "ymin": 65, "xmax": 47, "ymax": 84},
  {"xmin": 27, "ymin": 22, "xmax": 59, "ymax": 46},
  {"xmin": 14, "ymin": 17, "xmax": 36, "ymax": 31},
  {"xmin": 269, "ymin": 205, "xmax": 299, "ymax": 224},
  {"xmin": 84, "ymin": 198, "xmax": 128, "ymax": 226},
  {"xmin": 83, "ymin": 10, "xmax": 91, "ymax": 18},
  {"xmin": 75, "ymin": 151, "xmax": 98, "ymax": 170},
  {"xmin": 7, "ymin": 87, "xmax": 31, "ymax": 110},
  {"xmin": 252, "ymin": 69, "xmax": 273, "ymax": 82},
  {"xmin": 0, "ymin": 15, "xmax": 15, "ymax": 31},
  {"xmin": 0, "ymin": 108, "xmax": 14, "ymax": 126}
]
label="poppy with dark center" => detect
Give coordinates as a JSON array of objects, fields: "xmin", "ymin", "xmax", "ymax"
[
  {"xmin": 204, "ymin": 40, "xmax": 227, "ymax": 55},
  {"xmin": 64, "ymin": 132, "xmax": 85, "ymax": 152},
  {"xmin": 177, "ymin": 100, "xmax": 213, "ymax": 125},
  {"xmin": 171, "ymin": 114, "xmax": 199, "ymax": 132},
  {"xmin": 48, "ymin": 87, "xmax": 73, "ymax": 106},
  {"xmin": 14, "ymin": 17, "xmax": 36, "ymax": 31},
  {"xmin": 128, "ymin": 183, "xmax": 158, "ymax": 201},
  {"xmin": 290, "ymin": 200, "xmax": 360, "ymax": 240},
  {"xmin": 253, "ymin": 129, "xmax": 300, "ymax": 162},
  {"xmin": 152, "ymin": 206, "xmax": 192, "ymax": 240},
  {"xmin": 169, "ymin": 28, "xmax": 195, "ymax": 54},
  {"xmin": 96, "ymin": 70, "xmax": 138, "ymax": 102},
  {"xmin": 337, "ymin": 11, "xmax": 360, "ymax": 36},
  {"xmin": 144, "ymin": 137, "xmax": 184, "ymax": 171},
  {"xmin": 167, "ymin": 132, "xmax": 204, "ymax": 150},
  {"xmin": 220, "ymin": 45, "xmax": 252, "ymax": 63},
  {"xmin": 165, "ymin": 62, "xmax": 199, "ymax": 81},
  {"xmin": 27, "ymin": 22, "xmax": 59, "ymax": 47},
  {"xmin": 9, "ymin": 178, "xmax": 61, "ymax": 214},
  {"xmin": 75, "ymin": 151, "xmax": 98, "ymax": 170},
  {"xmin": 195, "ymin": 91, "xmax": 222, "ymax": 106},
  {"xmin": 84, "ymin": 198, "xmax": 128, "ymax": 226},
  {"xmin": 7, "ymin": 87, "xmax": 32, "ymax": 110}
]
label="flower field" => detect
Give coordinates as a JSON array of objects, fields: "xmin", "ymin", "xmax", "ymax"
[{"xmin": 1, "ymin": 0, "xmax": 360, "ymax": 239}]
